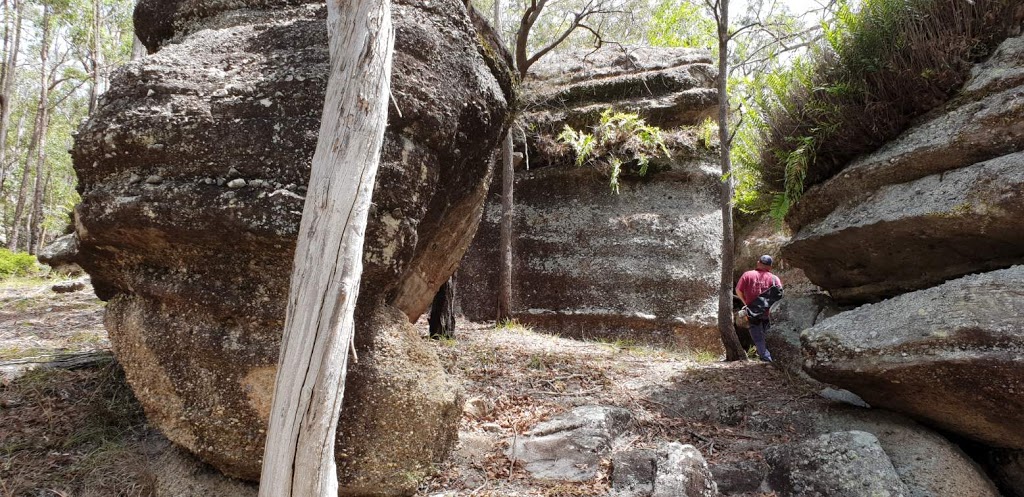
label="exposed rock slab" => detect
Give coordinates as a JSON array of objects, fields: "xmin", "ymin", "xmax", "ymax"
[
  {"xmin": 611, "ymin": 443, "xmax": 717, "ymax": 497},
  {"xmin": 652, "ymin": 443, "xmax": 717, "ymax": 497},
  {"xmin": 784, "ymin": 151, "xmax": 1024, "ymax": 302},
  {"xmin": 765, "ymin": 431, "xmax": 909, "ymax": 497},
  {"xmin": 803, "ymin": 266, "xmax": 1024, "ymax": 449},
  {"xmin": 787, "ymin": 35, "xmax": 1024, "ymax": 234},
  {"xmin": 509, "ymin": 405, "xmax": 632, "ymax": 481},
  {"xmin": 460, "ymin": 162, "xmax": 722, "ymax": 349},
  {"xmin": 74, "ymin": 0, "xmax": 512, "ymax": 491},
  {"xmin": 526, "ymin": 46, "xmax": 717, "ymax": 135},
  {"xmin": 814, "ymin": 410, "xmax": 999, "ymax": 497}
]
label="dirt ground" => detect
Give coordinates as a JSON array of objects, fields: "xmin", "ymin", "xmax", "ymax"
[{"xmin": 0, "ymin": 277, "xmax": 837, "ymax": 497}]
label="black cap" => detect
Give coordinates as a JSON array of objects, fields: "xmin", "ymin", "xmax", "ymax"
[{"xmin": 759, "ymin": 255, "xmax": 774, "ymax": 266}]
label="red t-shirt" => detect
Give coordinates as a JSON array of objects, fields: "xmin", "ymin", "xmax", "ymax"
[{"xmin": 736, "ymin": 269, "xmax": 782, "ymax": 306}]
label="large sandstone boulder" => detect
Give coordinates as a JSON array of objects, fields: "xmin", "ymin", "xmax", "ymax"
[
  {"xmin": 802, "ymin": 266, "xmax": 1024, "ymax": 449},
  {"xmin": 73, "ymin": 0, "xmax": 513, "ymax": 492},
  {"xmin": 459, "ymin": 46, "xmax": 722, "ymax": 348},
  {"xmin": 783, "ymin": 35, "xmax": 1024, "ymax": 303},
  {"xmin": 764, "ymin": 431, "xmax": 909, "ymax": 497}
]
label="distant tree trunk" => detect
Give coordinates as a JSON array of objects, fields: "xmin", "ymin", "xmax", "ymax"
[
  {"xmin": 713, "ymin": 0, "xmax": 746, "ymax": 361},
  {"xmin": 257, "ymin": 0, "xmax": 394, "ymax": 494},
  {"xmin": 1, "ymin": 111, "xmax": 26, "ymax": 238},
  {"xmin": 495, "ymin": 0, "xmax": 515, "ymax": 323},
  {"xmin": 89, "ymin": 0, "xmax": 102, "ymax": 114},
  {"xmin": 30, "ymin": 169, "xmax": 51, "ymax": 254},
  {"xmin": 429, "ymin": 277, "xmax": 456, "ymax": 339},
  {"xmin": 131, "ymin": 34, "xmax": 146, "ymax": 60},
  {"xmin": 0, "ymin": 0, "xmax": 22, "ymax": 191},
  {"xmin": 25, "ymin": 7, "xmax": 51, "ymax": 255},
  {"xmin": 9, "ymin": 6, "xmax": 48, "ymax": 253},
  {"xmin": 496, "ymin": 132, "xmax": 514, "ymax": 321},
  {"xmin": 28, "ymin": 101, "xmax": 51, "ymax": 255}
]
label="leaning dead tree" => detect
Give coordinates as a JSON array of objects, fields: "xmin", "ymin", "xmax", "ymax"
[{"xmin": 257, "ymin": 0, "xmax": 395, "ymax": 494}]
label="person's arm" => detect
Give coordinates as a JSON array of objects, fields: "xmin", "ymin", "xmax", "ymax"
[{"xmin": 736, "ymin": 274, "xmax": 747, "ymax": 304}]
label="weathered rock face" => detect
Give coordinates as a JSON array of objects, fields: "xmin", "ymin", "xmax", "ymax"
[
  {"xmin": 73, "ymin": 0, "xmax": 512, "ymax": 491},
  {"xmin": 802, "ymin": 266, "xmax": 1024, "ymax": 449},
  {"xmin": 459, "ymin": 46, "xmax": 722, "ymax": 348},
  {"xmin": 783, "ymin": 35, "xmax": 1024, "ymax": 303},
  {"xmin": 765, "ymin": 431, "xmax": 909, "ymax": 497}
]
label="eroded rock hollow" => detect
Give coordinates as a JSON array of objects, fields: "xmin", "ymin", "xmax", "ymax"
[{"xmin": 73, "ymin": 0, "xmax": 514, "ymax": 493}]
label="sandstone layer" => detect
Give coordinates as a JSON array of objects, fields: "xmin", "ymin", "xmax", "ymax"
[
  {"xmin": 783, "ymin": 35, "xmax": 1024, "ymax": 303},
  {"xmin": 802, "ymin": 266, "xmax": 1024, "ymax": 449},
  {"xmin": 459, "ymin": 46, "xmax": 722, "ymax": 348},
  {"xmin": 74, "ymin": 0, "xmax": 513, "ymax": 492}
]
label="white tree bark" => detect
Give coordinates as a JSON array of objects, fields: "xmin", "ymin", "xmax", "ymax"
[{"xmin": 257, "ymin": 0, "xmax": 394, "ymax": 494}]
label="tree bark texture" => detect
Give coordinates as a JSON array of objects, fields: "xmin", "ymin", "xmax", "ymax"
[
  {"xmin": 496, "ymin": 131, "xmax": 514, "ymax": 321},
  {"xmin": 715, "ymin": 0, "xmax": 746, "ymax": 361},
  {"xmin": 28, "ymin": 102, "xmax": 49, "ymax": 254},
  {"xmin": 89, "ymin": 0, "xmax": 102, "ymax": 114},
  {"xmin": 429, "ymin": 277, "xmax": 456, "ymax": 339},
  {"xmin": 257, "ymin": 0, "xmax": 394, "ymax": 494}
]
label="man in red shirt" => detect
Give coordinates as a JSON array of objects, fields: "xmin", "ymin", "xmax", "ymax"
[{"xmin": 736, "ymin": 255, "xmax": 783, "ymax": 362}]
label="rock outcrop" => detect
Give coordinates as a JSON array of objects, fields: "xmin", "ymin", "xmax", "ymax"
[
  {"xmin": 765, "ymin": 431, "xmax": 909, "ymax": 497},
  {"xmin": 73, "ymin": 0, "xmax": 513, "ymax": 492},
  {"xmin": 783, "ymin": 35, "xmax": 1024, "ymax": 303},
  {"xmin": 784, "ymin": 35, "xmax": 1024, "ymax": 465},
  {"xmin": 802, "ymin": 266, "xmax": 1024, "ymax": 449},
  {"xmin": 459, "ymin": 46, "xmax": 722, "ymax": 349}
]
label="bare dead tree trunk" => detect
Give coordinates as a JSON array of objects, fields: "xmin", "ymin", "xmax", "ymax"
[
  {"xmin": 429, "ymin": 277, "xmax": 456, "ymax": 339},
  {"xmin": 713, "ymin": 0, "xmax": 746, "ymax": 361},
  {"xmin": 257, "ymin": 0, "xmax": 394, "ymax": 494}
]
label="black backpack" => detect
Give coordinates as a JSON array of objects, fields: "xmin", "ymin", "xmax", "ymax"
[{"xmin": 745, "ymin": 285, "xmax": 783, "ymax": 322}]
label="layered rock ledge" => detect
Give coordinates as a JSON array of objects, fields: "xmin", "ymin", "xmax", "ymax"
[
  {"xmin": 783, "ymin": 35, "xmax": 1024, "ymax": 303},
  {"xmin": 458, "ymin": 46, "xmax": 722, "ymax": 348},
  {"xmin": 74, "ymin": 0, "xmax": 513, "ymax": 493},
  {"xmin": 802, "ymin": 266, "xmax": 1024, "ymax": 449}
]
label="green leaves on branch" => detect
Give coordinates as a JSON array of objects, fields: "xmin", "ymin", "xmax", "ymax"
[{"xmin": 557, "ymin": 109, "xmax": 671, "ymax": 193}]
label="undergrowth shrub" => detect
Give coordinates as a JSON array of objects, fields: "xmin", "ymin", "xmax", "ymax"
[
  {"xmin": 558, "ymin": 109, "xmax": 672, "ymax": 193},
  {"xmin": 0, "ymin": 248, "xmax": 38, "ymax": 278},
  {"xmin": 757, "ymin": 0, "xmax": 1024, "ymax": 221}
]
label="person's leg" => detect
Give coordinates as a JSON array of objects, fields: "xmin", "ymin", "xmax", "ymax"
[{"xmin": 749, "ymin": 319, "xmax": 772, "ymax": 362}]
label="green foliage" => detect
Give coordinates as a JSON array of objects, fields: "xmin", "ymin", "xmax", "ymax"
[
  {"xmin": 558, "ymin": 109, "xmax": 672, "ymax": 193},
  {"xmin": 646, "ymin": 0, "xmax": 716, "ymax": 50},
  {"xmin": 0, "ymin": 248, "xmax": 39, "ymax": 278},
  {"xmin": 756, "ymin": 0, "xmax": 1024, "ymax": 222}
]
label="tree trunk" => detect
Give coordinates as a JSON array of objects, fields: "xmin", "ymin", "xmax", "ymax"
[
  {"xmin": 0, "ymin": 0, "xmax": 22, "ymax": 192},
  {"xmin": 23, "ymin": 7, "xmax": 50, "ymax": 255},
  {"xmin": 89, "ymin": 0, "xmax": 102, "ymax": 114},
  {"xmin": 257, "ymin": 0, "xmax": 394, "ymax": 494},
  {"xmin": 28, "ymin": 103, "xmax": 50, "ymax": 255},
  {"xmin": 429, "ymin": 277, "xmax": 456, "ymax": 339},
  {"xmin": 715, "ymin": 0, "xmax": 745, "ymax": 361},
  {"xmin": 131, "ymin": 34, "xmax": 146, "ymax": 60},
  {"xmin": 496, "ymin": 131, "xmax": 514, "ymax": 321},
  {"xmin": 8, "ymin": 96, "xmax": 43, "ymax": 252}
]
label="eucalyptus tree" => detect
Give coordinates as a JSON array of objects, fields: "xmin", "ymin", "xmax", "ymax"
[{"xmin": 697, "ymin": 0, "xmax": 830, "ymax": 359}]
